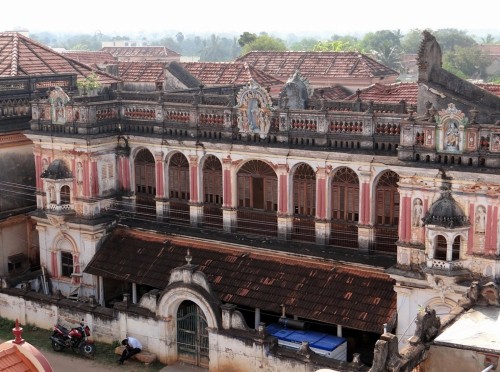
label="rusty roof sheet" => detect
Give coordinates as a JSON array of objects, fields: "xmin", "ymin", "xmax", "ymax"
[
  {"xmin": 345, "ymin": 82, "xmax": 418, "ymax": 105},
  {"xmin": 101, "ymin": 46, "xmax": 180, "ymax": 58},
  {"xmin": 182, "ymin": 61, "xmax": 284, "ymax": 88},
  {"xmin": 85, "ymin": 227, "xmax": 396, "ymax": 333},
  {"xmin": 236, "ymin": 51, "xmax": 399, "ymax": 80},
  {"xmin": 60, "ymin": 50, "xmax": 116, "ymax": 67},
  {"xmin": 116, "ymin": 61, "xmax": 166, "ymax": 82},
  {"xmin": 0, "ymin": 32, "xmax": 120, "ymax": 84}
]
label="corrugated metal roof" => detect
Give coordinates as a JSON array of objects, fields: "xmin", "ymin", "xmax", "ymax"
[{"xmin": 85, "ymin": 227, "xmax": 396, "ymax": 333}]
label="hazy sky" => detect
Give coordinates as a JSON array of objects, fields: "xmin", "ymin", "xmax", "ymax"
[{"xmin": 2, "ymin": 0, "xmax": 499, "ymax": 37}]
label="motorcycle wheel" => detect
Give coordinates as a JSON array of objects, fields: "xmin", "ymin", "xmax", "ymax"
[
  {"xmin": 79, "ymin": 342, "xmax": 96, "ymax": 358},
  {"xmin": 51, "ymin": 338, "xmax": 64, "ymax": 352}
]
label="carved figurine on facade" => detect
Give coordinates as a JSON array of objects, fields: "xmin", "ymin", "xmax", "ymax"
[
  {"xmin": 48, "ymin": 87, "xmax": 70, "ymax": 125},
  {"xmin": 278, "ymin": 70, "xmax": 313, "ymax": 110},
  {"xmin": 436, "ymin": 103, "xmax": 468, "ymax": 153},
  {"xmin": 235, "ymin": 80, "xmax": 273, "ymax": 139}
]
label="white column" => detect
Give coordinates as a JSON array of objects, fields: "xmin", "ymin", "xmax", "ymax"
[
  {"xmin": 132, "ymin": 283, "xmax": 137, "ymax": 304},
  {"xmin": 98, "ymin": 276, "xmax": 105, "ymax": 306},
  {"xmin": 255, "ymin": 308, "xmax": 261, "ymax": 330}
]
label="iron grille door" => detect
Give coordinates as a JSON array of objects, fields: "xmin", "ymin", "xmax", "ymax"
[{"xmin": 177, "ymin": 302, "xmax": 209, "ymax": 367}]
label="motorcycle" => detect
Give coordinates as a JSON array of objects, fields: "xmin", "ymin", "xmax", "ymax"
[{"xmin": 50, "ymin": 319, "xmax": 96, "ymax": 358}]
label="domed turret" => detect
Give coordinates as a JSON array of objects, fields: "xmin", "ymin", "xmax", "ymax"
[{"xmin": 41, "ymin": 159, "xmax": 72, "ymax": 180}]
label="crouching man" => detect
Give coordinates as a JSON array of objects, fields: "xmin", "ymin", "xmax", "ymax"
[{"xmin": 118, "ymin": 336, "xmax": 142, "ymax": 365}]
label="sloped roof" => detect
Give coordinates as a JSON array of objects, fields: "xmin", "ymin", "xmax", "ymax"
[
  {"xmin": 166, "ymin": 61, "xmax": 201, "ymax": 89},
  {"xmin": 345, "ymin": 82, "xmax": 418, "ymax": 105},
  {"xmin": 0, "ymin": 320, "xmax": 53, "ymax": 371},
  {"xmin": 236, "ymin": 51, "xmax": 399, "ymax": 80},
  {"xmin": 60, "ymin": 50, "xmax": 116, "ymax": 67},
  {"xmin": 0, "ymin": 32, "xmax": 120, "ymax": 84},
  {"xmin": 116, "ymin": 61, "xmax": 166, "ymax": 82},
  {"xmin": 101, "ymin": 46, "xmax": 180, "ymax": 58},
  {"xmin": 476, "ymin": 83, "xmax": 500, "ymax": 97},
  {"xmin": 311, "ymin": 85, "xmax": 353, "ymax": 100},
  {"xmin": 85, "ymin": 227, "xmax": 396, "ymax": 333},
  {"xmin": 182, "ymin": 61, "xmax": 284, "ymax": 88}
]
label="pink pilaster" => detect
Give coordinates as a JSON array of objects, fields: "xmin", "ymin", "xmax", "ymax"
[
  {"xmin": 279, "ymin": 174, "xmax": 288, "ymax": 214},
  {"xmin": 468, "ymin": 203, "xmax": 475, "ymax": 254},
  {"xmin": 405, "ymin": 197, "xmax": 412, "ymax": 241},
  {"xmin": 156, "ymin": 160, "xmax": 164, "ymax": 197},
  {"xmin": 492, "ymin": 206, "xmax": 499, "ymax": 254},
  {"xmin": 72, "ymin": 158, "xmax": 76, "ymax": 195},
  {"xmin": 91, "ymin": 161, "xmax": 99, "ymax": 196},
  {"xmin": 83, "ymin": 160, "xmax": 90, "ymax": 197},
  {"xmin": 361, "ymin": 183, "xmax": 370, "ymax": 224},
  {"xmin": 189, "ymin": 157, "xmax": 198, "ymax": 202},
  {"xmin": 223, "ymin": 169, "xmax": 232, "ymax": 208},
  {"xmin": 486, "ymin": 205, "xmax": 497, "ymax": 255},
  {"xmin": 35, "ymin": 154, "xmax": 42, "ymax": 189},
  {"xmin": 124, "ymin": 157, "xmax": 131, "ymax": 191},
  {"xmin": 316, "ymin": 178, "xmax": 326, "ymax": 219},
  {"xmin": 51, "ymin": 251, "xmax": 58, "ymax": 278}
]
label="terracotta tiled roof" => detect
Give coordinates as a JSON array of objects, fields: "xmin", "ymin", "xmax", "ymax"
[
  {"xmin": 116, "ymin": 61, "xmax": 166, "ymax": 82},
  {"xmin": 476, "ymin": 83, "xmax": 500, "ymax": 97},
  {"xmin": 236, "ymin": 51, "xmax": 399, "ymax": 80},
  {"xmin": 477, "ymin": 44, "xmax": 500, "ymax": 57},
  {"xmin": 0, "ymin": 32, "xmax": 120, "ymax": 84},
  {"xmin": 0, "ymin": 320, "xmax": 53, "ymax": 371},
  {"xmin": 345, "ymin": 82, "xmax": 418, "ymax": 105},
  {"xmin": 60, "ymin": 50, "xmax": 116, "ymax": 67},
  {"xmin": 101, "ymin": 46, "xmax": 180, "ymax": 58},
  {"xmin": 166, "ymin": 61, "xmax": 201, "ymax": 89},
  {"xmin": 182, "ymin": 62, "xmax": 284, "ymax": 88},
  {"xmin": 311, "ymin": 85, "xmax": 353, "ymax": 100},
  {"xmin": 85, "ymin": 228, "xmax": 396, "ymax": 333}
]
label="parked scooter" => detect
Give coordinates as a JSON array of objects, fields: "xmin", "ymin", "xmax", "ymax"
[{"xmin": 50, "ymin": 319, "xmax": 96, "ymax": 358}]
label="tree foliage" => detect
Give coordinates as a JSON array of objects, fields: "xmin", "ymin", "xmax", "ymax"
[
  {"xmin": 360, "ymin": 30, "xmax": 403, "ymax": 71},
  {"xmin": 290, "ymin": 38, "xmax": 319, "ymax": 51},
  {"xmin": 443, "ymin": 46, "xmax": 492, "ymax": 80},
  {"xmin": 238, "ymin": 32, "xmax": 257, "ymax": 47},
  {"xmin": 241, "ymin": 35, "xmax": 287, "ymax": 55},
  {"xmin": 312, "ymin": 40, "xmax": 357, "ymax": 52},
  {"xmin": 434, "ymin": 29, "xmax": 477, "ymax": 52}
]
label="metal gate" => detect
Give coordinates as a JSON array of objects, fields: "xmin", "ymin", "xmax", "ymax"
[{"xmin": 177, "ymin": 301, "xmax": 209, "ymax": 367}]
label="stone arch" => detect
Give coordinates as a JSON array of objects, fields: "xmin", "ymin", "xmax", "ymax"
[
  {"xmin": 157, "ymin": 285, "xmax": 221, "ymax": 365},
  {"xmin": 424, "ymin": 296, "xmax": 457, "ymax": 318}
]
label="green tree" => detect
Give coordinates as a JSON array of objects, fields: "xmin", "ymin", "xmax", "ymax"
[
  {"xmin": 290, "ymin": 38, "xmax": 319, "ymax": 51},
  {"xmin": 401, "ymin": 29, "xmax": 427, "ymax": 54},
  {"xmin": 361, "ymin": 30, "xmax": 403, "ymax": 70},
  {"xmin": 312, "ymin": 40, "xmax": 357, "ymax": 52},
  {"xmin": 241, "ymin": 35, "xmax": 287, "ymax": 55},
  {"xmin": 77, "ymin": 72, "xmax": 101, "ymax": 95},
  {"xmin": 480, "ymin": 34, "xmax": 497, "ymax": 44},
  {"xmin": 200, "ymin": 34, "xmax": 234, "ymax": 61},
  {"xmin": 176, "ymin": 32, "xmax": 184, "ymax": 43},
  {"xmin": 434, "ymin": 29, "xmax": 477, "ymax": 52},
  {"xmin": 238, "ymin": 32, "xmax": 257, "ymax": 47},
  {"xmin": 443, "ymin": 46, "xmax": 492, "ymax": 80}
]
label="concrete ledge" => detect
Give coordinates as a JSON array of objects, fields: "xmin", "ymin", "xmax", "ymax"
[{"xmin": 114, "ymin": 346, "xmax": 157, "ymax": 364}]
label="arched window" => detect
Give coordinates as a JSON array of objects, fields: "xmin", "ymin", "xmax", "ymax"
[
  {"xmin": 237, "ymin": 160, "xmax": 277, "ymax": 211},
  {"xmin": 331, "ymin": 168, "xmax": 359, "ymax": 221},
  {"xmin": 375, "ymin": 171, "xmax": 400, "ymax": 226},
  {"xmin": 169, "ymin": 153, "xmax": 190, "ymax": 201},
  {"xmin": 135, "ymin": 149, "xmax": 156, "ymax": 196},
  {"xmin": 435, "ymin": 235, "xmax": 447, "ymax": 260},
  {"xmin": 293, "ymin": 164, "xmax": 315, "ymax": 216},
  {"xmin": 61, "ymin": 185, "xmax": 70, "ymax": 204},
  {"xmin": 61, "ymin": 251, "xmax": 73, "ymax": 277},
  {"xmin": 203, "ymin": 156, "xmax": 222, "ymax": 205}
]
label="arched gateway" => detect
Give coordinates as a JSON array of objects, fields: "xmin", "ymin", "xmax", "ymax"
[{"xmin": 156, "ymin": 253, "xmax": 221, "ymax": 368}]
